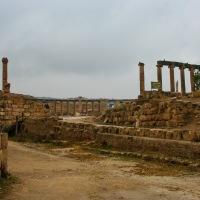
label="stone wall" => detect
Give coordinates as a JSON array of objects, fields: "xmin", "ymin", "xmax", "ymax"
[
  {"xmin": 140, "ymin": 91, "xmax": 182, "ymax": 99},
  {"xmin": 19, "ymin": 118, "xmax": 200, "ymax": 159},
  {"xmin": 0, "ymin": 133, "xmax": 8, "ymax": 178},
  {"xmin": 0, "ymin": 94, "xmax": 110, "ymax": 123},
  {"xmin": 0, "ymin": 94, "xmax": 51, "ymax": 122},
  {"xmin": 98, "ymin": 99, "xmax": 199, "ymax": 128}
]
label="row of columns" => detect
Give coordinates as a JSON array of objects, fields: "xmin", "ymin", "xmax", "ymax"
[
  {"xmin": 139, "ymin": 62, "xmax": 196, "ymax": 96},
  {"xmin": 54, "ymin": 99, "xmax": 101, "ymax": 116}
]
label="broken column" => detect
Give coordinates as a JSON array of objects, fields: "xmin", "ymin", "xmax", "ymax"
[
  {"xmin": 138, "ymin": 62, "xmax": 145, "ymax": 96},
  {"xmin": 168, "ymin": 64, "xmax": 175, "ymax": 92},
  {"xmin": 189, "ymin": 66, "xmax": 195, "ymax": 92},
  {"xmin": 180, "ymin": 64, "xmax": 186, "ymax": 95},
  {"xmin": 157, "ymin": 64, "xmax": 163, "ymax": 91},
  {"xmin": 2, "ymin": 58, "xmax": 10, "ymax": 94}
]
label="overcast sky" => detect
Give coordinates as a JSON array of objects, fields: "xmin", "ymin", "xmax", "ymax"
[{"xmin": 1, "ymin": 0, "xmax": 200, "ymax": 99}]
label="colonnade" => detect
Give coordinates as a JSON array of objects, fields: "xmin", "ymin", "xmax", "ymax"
[
  {"xmin": 53, "ymin": 98, "xmax": 101, "ymax": 116},
  {"xmin": 138, "ymin": 60, "xmax": 199, "ymax": 96}
]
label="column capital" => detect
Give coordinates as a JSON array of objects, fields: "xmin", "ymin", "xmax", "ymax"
[
  {"xmin": 188, "ymin": 66, "xmax": 195, "ymax": 71},
  {"xmin": 138, "ymin": 62, "xmax": 144, "ymax": 66},
  {"xmin": 168, "ymin": 64, "xmax": 175, "ymax": 68},
  {"xmin": 2, "ymin": 57, "xmax": 8, "ymax": 64},
  {"xmin": 179, "ymin": 64, "xmax": 185, "ymax": 69},
  {"xmin": 156, "ymin": 64, "xmax": 163, "ymax": 68}
]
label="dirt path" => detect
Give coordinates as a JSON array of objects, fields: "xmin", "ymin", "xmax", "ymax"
[{"xmin": 4, "ymin": 141, "xmax": 200, "ymax": 200}]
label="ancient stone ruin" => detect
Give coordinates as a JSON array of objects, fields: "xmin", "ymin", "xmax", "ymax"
[
  {"xmin": 138, "ymin": 60, "xmax": 200, "ymax": 98},
  {"xmin": 1, "ymin": 57, "xmax": 200, "ymax": 164}
]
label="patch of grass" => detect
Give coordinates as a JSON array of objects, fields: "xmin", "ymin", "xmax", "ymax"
[
  {"xmin": 132, "ymin": 162, "xmax": 200, "ymax": 177},
  {"xmin": 0, "ymin": 175, "xmax": 20, "ymax": 198},
  {"xmin": 84, "ymin": 145, "xmax": 200, "ymax": 177}
]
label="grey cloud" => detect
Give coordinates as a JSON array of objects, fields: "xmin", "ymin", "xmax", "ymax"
[{"xmin": 1, "ymin": 0, "xmax": 200, "ymax": 98}]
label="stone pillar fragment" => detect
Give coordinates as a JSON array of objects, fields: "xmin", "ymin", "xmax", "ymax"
[
  {"xmin": 156, "ymin": 64, "xmax": 163, "ymax": 91},
  {"xmin": 189, "ymin": 66, "xmax": 195, "ymax": 92},
  {"xmin": 180, "ymin": 65, "xmax": 186, "ymax": 95},
  {"xmin": 169, "ymin": 64, "xmax": 175, "ymax": 92},
  {"xmin": 2, "ymin": 58, "xmax": 10, "ymax": 94},
  {"xmin": 138, "ymin": 62, "xmax": 145, "ymax": 96}
]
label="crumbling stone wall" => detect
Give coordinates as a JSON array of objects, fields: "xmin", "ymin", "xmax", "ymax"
[
  {"xmin": 0, "ymin": 94, "xmax": 110, "ymax": 123},
  {"xmin": 141, "ymin": 91, "xmax": 182, "ymax": 99},
  {"xmin": 19, "ymin": 117, "xmax": 200, "ymax": 159},
  {"xmin": 98, "ymin": 99, "xmax": 198, "ymax": 128},
  {"xmin": 0, "ymin": 94, "xmax": 51, "ymax": 122}
]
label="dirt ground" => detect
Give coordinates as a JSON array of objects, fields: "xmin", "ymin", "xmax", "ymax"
[{"xmin": 2, "ymin": 141, "xmax": 200, "ymax": 200}]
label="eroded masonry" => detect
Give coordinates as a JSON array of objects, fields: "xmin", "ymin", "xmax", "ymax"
[{"xmin": 1, "ymin": 58, "xmax": 200, "ymax": 163}]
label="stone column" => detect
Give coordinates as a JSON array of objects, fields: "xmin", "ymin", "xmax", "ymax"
[
  {"xmin": 180, "ymin": 65, "xmax": 186, "ymax": 95},
  {"xmin": 86, "ymin": 101, "xmax": 88, "ymax": 116},
  {"xmin": 189, "ymin": 66, "xmax": 195, "ymax": 92},
  {"xmin": 168, "ymin": 64, "xmax": 175, "ymax": 92},
  {"xmin": 156, "ymin": 64, "xmax": 163, "ymax": 91},
  {"xmin": 138, "ymin": 62, "xmax": 145, "ymax": 96},
  {"xmin": 78, "ymin": 96, "xmax": 82, "ymax": 114},
  {"xmin": 73, "ymin": 101, "xmax": 76, "ymax": 116},
  {"xmin": 2, "ymin": 58, "xmax": 10, "ymax": 94},
  {"xmin": 176, "ymin": 81, "xmax": 178, "ymax": 92}
]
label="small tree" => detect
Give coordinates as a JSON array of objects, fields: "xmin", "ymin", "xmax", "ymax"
[{"xmin": 194, "ymin": 69, "xmax": 200, "ymax": 91}]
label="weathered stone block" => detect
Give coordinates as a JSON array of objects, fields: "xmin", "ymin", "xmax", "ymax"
[
  {"xmin": 0, "ymin": 112, "xmax": 5, "ymax": 116},
  {"xmin": 172, "ymin": 130, "xmax": 183, "ymax": 140},
  {"xmin": 12, "ymin": 112, "xmax": 20, "ymax": 116},
  {"xmin": 139, "ymin": 115, "xmax": 147, "ymax": 122},
  {"xmin": 24, "ymin": 105, "xmax": 30, "ymax": 109},
  {"xmin": 166, "ymin": 131, "xmax": 173, "ymax": 139},
  {"xmin": 24, "ymin": 112, "xmax": 31, "ymax": 117}
]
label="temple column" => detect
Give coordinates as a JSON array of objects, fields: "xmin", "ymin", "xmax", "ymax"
[
  {"xmin": 168, "ymin": 64, "xmax": 175, "ymax": 92},
  {"xmin": 156, "ymin": 64, "xmax": 163, "ymax": 91},
  {"xmin": 79, "ymin": 96, "xmax": 82, "ymax": 114},
  {"xmin": 189, "ymin": 66, "xmax": 195, "ymax": 92},
  {"xmin": 138, "ymin": 62, "xmax": 145, "ymax": 96},
  {"xmin": 2, "ymin": 57, "xmax": 10, "ymax": 94},
  {"xmin": 180, "ymin": 65, "xmax": 186, "ymax": 95},
  {"xmin": 73, "ymin": 101, "xmax": 76, "ymax": 116}
]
